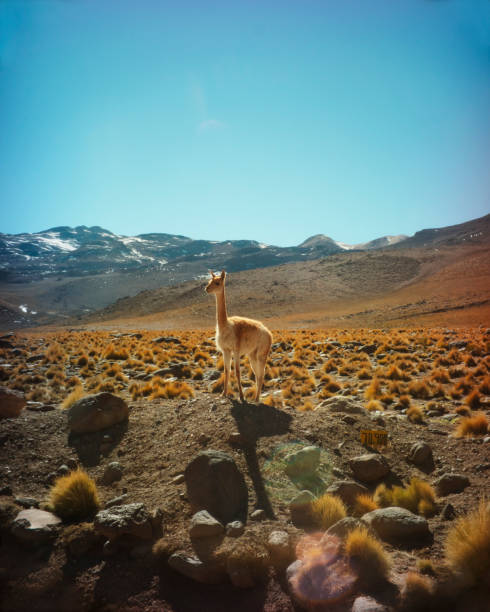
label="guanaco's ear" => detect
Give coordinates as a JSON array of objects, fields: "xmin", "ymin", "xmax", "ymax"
[
  {"xmin": 209, "ymin": 270, "xmax": 216, "ymax": 278},
  {"xmin": 220, "ymin": 270, "xmax": 226, "ymax": 280}
]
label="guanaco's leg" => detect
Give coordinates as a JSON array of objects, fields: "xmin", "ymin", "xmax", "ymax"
[
  {"xmin": 222, "ymin": 350, "xmax": 232, "ymax": 397},
  {"xmin": 234, "ymin": 351, "xmax": 244, "ymax": 402}
]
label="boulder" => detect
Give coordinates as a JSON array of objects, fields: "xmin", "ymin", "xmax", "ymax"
[
  {"xmin": 362, "ymin": 507, "xmax": 430, "ymax": 542},
  {"xmin": 349, "ymin": 454, "xmax": 390, "ymax": 483},
  {"xmin": 408, "ymin": 442, "xmax": 433, "ymax": 466},
  {"xmin": 284, "ymin": 446, "xmax": 320, "ymax": 478},
  {"xmin": 434, "ymin": 473, "xmax": 470, "ymax": 496},
  {"xmin": 189, "ymin": 510, "xmax": 224, "ymax": 539},
  {"xmin": 0, "ymin": 387, "xmax": 26, "ymax": 419},
  {"xmin": 94, "ymin": 503, "xmax": 153, "ymax": 540},
  {"xmin": 67, "ymin": 392, "xmax": 129, "ymax": 434},
  {"xmin": 168, "ymin": 552, "xmax": 226, "ymax": 584},
  {"xmin": 326, "ymin": 480, "xmax": 369, "ymax": 507},
  {"xmin": 11, "ymin": 509, "xmax": 61, "ymax": 544},
  {"xmin": 185, "ymin": 450, "xmax": 248, "ymax": 524},
  {"xmin": 325, "ymin": 517, "xmax": 370, "ymax": 540}
]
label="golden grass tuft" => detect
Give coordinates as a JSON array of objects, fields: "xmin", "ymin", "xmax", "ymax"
[
  {"xmin": 104, "ymin": 344, "xmax": 130, "ymax": 361},
  {"xmin": 298, "ymin": 399, "xmax": 315, "ymax": 412},
  {"xmin": 61, "ymin": 386, "xmax": 86, "ymax": 410},
  {"xmin": 310, "ymin": 494, "xmax": 346, "ymax": 530},
  {"xmin": 365, "ymin": 377, "xmax": 382, "ymax": 400},
  {"xmin": 407, "ymin": 404, "xmax": 424, "ymax": 424},
  {"xmin": 374, "ymin": 478, "xmax": 437, "ymax": 517},
  {"xmin": 48, "ymin": 468, "xmax": 100, "ymax": 521},
  {"xmin": 401, "ymin": 571, "xmax": 434, "ymax": 609},
  {"xmin": 454, "ymin": 412, "xmax": 489, "ymax": 438},
  {"xmin": 366, "ymin": 399, "xmax": 383, "ymax": 412},
  {"xmin": 444, "ymin": 498, "xmax": 490, "ymax": 588},
  {"xmin": 465, "ymin": 389, "xmax": 481, "ymax": 409},
  {"xmin": 353, "ymin": 493, "xmax": 378, "ymax": 517},
  {"xmin": 344, "ymin": 527, "xmax": 391, "ymax": 584}
]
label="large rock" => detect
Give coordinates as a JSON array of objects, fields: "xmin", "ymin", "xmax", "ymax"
[
  {"xmin": 349, "ymin": 454, "xmax": 390, "ymax": 483},
  {"xmin": 185, "ymin": 450, "xmax": 248, "ymax": 524},
  {"xmin": 0, "ymin": 387, "xmax": 26, "ymax": 419},
  {"xmin": 434, "ymin": 473, "xmax": 470, "ymax": 496},
  {"xmin": 67, "ymin": 392, "xmax": 129, "ymax": 434},
  {"xmin": 326, "ymin": 480, "xmax": 369, "ymax": 507},
  {"xmin": 289, "ymin": 490, "xmax": 316, "ymax": 526},
  {"xmin": 11, "ymin": 509, "xmax": 61, "ymax": 544},
  {"xmin": 352, "ymin": 596, "xmax": 389, "ymax": 612},
  {"xmin": 362, "ymin": 507, "xmax": 430, "ymax": 542},
  {"xmin": 267, "ymin": 530, "xmax": 292, "ymax": 567},
  {"xmin": 284, "ymin": 446, "xmax": 320, "ymax": 477},
  {"xmin": 168, "ymin": 552, "xmax": 226, "ymax": 584},
  {"xmin": 94, "ymin": 503, "xmax": 153, "ymax": 540},
  {"xmin": 189, "ymin": 510, "xmax": 224, "ymax": 539}
]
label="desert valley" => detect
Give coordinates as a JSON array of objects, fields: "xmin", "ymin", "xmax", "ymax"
[{"xmin": 1, "ymin": 214, "xmax": 490, "ymax": 611}]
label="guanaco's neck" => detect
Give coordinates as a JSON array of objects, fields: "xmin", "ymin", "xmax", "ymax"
[{"xmin": 215, "ymin": 287, "xmax": 228, "ymax": 328}]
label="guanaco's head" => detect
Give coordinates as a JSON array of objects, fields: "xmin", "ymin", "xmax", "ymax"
[{"xmin": 205, "ymin": 270, "xmax": 226, "ymax": 294}]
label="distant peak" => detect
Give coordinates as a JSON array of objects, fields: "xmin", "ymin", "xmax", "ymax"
[{"xmin": 298, "ymin": 234, "xmax": 337, "ymax": 248}]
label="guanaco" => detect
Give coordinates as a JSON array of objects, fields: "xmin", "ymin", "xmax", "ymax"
[{"xmin": 205, "ymin": 270, "xmax": 272, "ymax": 402}]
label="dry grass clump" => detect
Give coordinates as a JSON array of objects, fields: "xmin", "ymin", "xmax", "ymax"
[
  {"xmin": 104, "ymin": 344, "xmax": 130, "ymax": 361},
  {"xmin": 453, "ymin": 412, "xmax": 489, "ymax": 438},
  {"xmin": 374, "ymin": 478, "xmax": 437, "ymax": 517},
  {"xmin": 151, "ymin": 380, "xmax": 194, "ymax": 400},
  {"xmin": 444, "ymin": 499, "xmax": 490, "ymax": 588},
  {"xmin": 215, "ymin": 534, "xmax": 270, "ymax": 582},
  {"xmin": 344, "ymin": 527, "xmax": 391, "ymax": 584},
  {"xmin": 365, "ymin": 377, "xmax": 382, "ymax": 400},
  {"xmin": 400, "ymin": 571, "xmax": 434, "ymax": 609},
  {"xmin": 298, "ymin": 399, "xmax": 315, "ymax": 412},
  {"xmin": 310, "ymin": 494, "xmax": 346, "ymax": 530},
  {"xmin": 48, "ymin": 468, "xmax": 100, "ymax": 521},
  {"xmin": 407, "ymin": 405, "xmax": 424, "ymax": 424},
  {"xmin": 408, "ymin": 379, "xmax": 432, "ymax": 399},
  {"xmin": 366, "ymin": 399, "xmax": 383, "ymax": 412},
  {"xmin": 353, "ymin": 494, "xmax": 378, "ymax": 516},
  {"xmin": 465, "ymin": 389, "xmax": 481, "ymax": 409},
  {"xmin": 61, "ymin": 386, "xmax": 86, "ymax": 410}
]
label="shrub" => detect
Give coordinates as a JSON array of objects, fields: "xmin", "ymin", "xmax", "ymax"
[
  {"xmin": 365, "ymin": 377, "xmax": 382, "ymax": 400},
  {"xmin": 353, "ymin": 494, "xmax": 378, "ymax": 516},
  {"xmin": 344, "ymin": 527, "xmax": 391, "ymax": 584},
  {"xmin": 48, "ymin": 468, "xmax": 100, "ymax": 521},
  {"xmin": 444, "ymin": 499, "xmax": 490, "ymax": 588},
  {"xmin": 401, "ymin": 571, "xmax": 434, "ymax": 609},
  {"xmin": 374, "ymin": 478, "xmax": 437, "ymax": 517},
  {"xmin": 104, "ymin": 344, "xmax": 129, "ymax": 360},
  {"xmin": 407, "ymin": 405, "xmax": 424, "ymax": 424},
  {"xmin": 408, "ymin": 379, "xmax": 432, "ymax": 399},
  {"xmin": 215, "ymin": 534, "xmax": 270, "ymax": 581},
  {"xmin": 298, "ymin": 399, "xmax": 315, "ymax": 412},
  {"xmin": 310, "ymin": 494, "xmax": 346, "ymax": 530},
  {"xmin": 61, "ymin": 386, "xmax": 86, "ymax": 410},
  {"xmin": 465, "ymin": 389, "xmax": 481, "ymax": 409},
  {"xmin": 454, "ymin": 412, "xmax": 489, "ymax": 438},
  {"xmin": 366, "ymin": 399, "xmax": 383, "ymax": 412}
]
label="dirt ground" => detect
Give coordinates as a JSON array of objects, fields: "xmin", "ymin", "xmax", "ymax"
[{"xmin": 0, "ymin": 327, "xmax": 489, "ymax": 611}]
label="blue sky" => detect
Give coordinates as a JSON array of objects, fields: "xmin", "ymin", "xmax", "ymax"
[{"xmin": 1, "ymin": 0, "xmax": 489, "ymax": 246}]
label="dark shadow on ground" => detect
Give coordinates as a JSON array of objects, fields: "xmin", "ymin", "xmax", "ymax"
[
  {"xmin": 230, "ymin": 401, "xmax": 292, "ymax": 520},
  {"xmin": 68, "ymin": 419, "xmax": 128, "ymax": 467}
]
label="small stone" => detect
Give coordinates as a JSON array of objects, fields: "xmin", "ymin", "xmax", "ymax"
[
  {"xmin": 94, "ymin": 503, "xmax": 153, "ymax": 540},
  {"xmin": 189, "ymin": 510, "xmax": 224, "ymax": 539},
  {"xmin": 289, "ymin": 490, "xmax": 316, "ymax": 526},
  {"xmin": 352, "ymin": 595, "xmax": 389, "ymax": 612},
  {"xmin": 103, "ymin": 539, "xmax": 118, "ymax": 556},
  {"xmin": 0, "ymin": 485, "xmax": 12, "ymax": 496},
  {"xmin": 172, "ymin": 474, "xmax": 185, "ymax": 485},
  {"xmin": 251, "ymin": 509, "xmax": 266, "ymax": 521},
  {"xmin": 326, "ymin": 517, "xmax": 370, "ymax": 540},
  {"xmin": 267, "ymin": 530, "xmax": 291, "ymax": 566},
  {"xmin": 226, "ymin": 521, "xmax": 245, "ymax": 537},
  {"xmin": 11, "ymin": 509, "xmax": 61, "ymax": 544},
  {"xmin": 168, "ymin": 553, "xmax": 225, "ymax": 584},
  {"xmin": 14, "ymin": 497, "xmax": 39, "ymax": 509},
  {"xmin": 105, "ymin": 494, "xmax": 129, "ymax": 509},
  {"xmin": 46, "ymin": 472, "xmax": 57, "ymax": 485},
  {"xmin": 0, "ymin": 387, "xmax": 26, "ymax": 419},
  {"xmin": 102, "ymin": 462, "xmax": 123, "ymax": 485},
  {"xmin": 198, "ymin": 433, "xmax": 210, "ymax": 445},
  {"xmin": 434, "ymin": 473, "xmax": 470, "ymax": 496},
  {"xmin": 66, "ymin": 458, "xmax": 78, "ymax": 471},
  {"xmin": 408, "ymin": 442, "xmax": 433, "ymax": 466},
  {"xmin": 441, "ymin": 503, "xmax": 457, "ymax": 521},
  {"xmin": 57, "ymin": 464, "xmax": 70, "ymax": 477}
]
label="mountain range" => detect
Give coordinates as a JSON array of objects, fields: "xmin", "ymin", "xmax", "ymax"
[{"xmin": 0, "ymin": 213, "xmax": 488, "ymax": 328}]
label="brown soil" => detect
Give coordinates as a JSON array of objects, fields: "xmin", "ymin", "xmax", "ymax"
[{"xmin": 1, "ymin": 327, "xmax": 489, "ymax": 611}]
